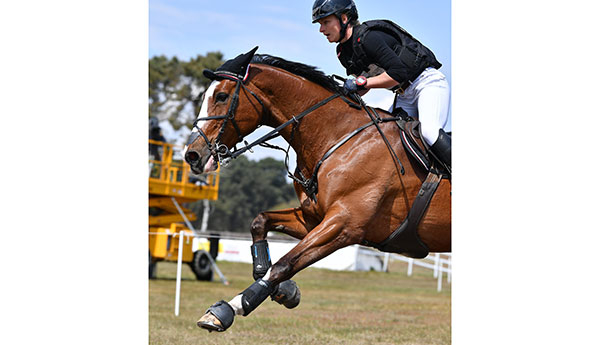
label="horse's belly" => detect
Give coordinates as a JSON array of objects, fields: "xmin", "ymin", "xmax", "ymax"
[{"xmin": 418, "ymin": 180, "xmax": 451, "ymax": 252}]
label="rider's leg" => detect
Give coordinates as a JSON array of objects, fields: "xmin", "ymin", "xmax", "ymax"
[
  {"xmin": 414, "ymin": 69, "xmax": 451, "ymax": 169},
  {"xmin": 430, "ymin": 129, "xmax": 451, "ymax": 170},
  {"xmin": 390, "ymin": 69, "xmax": 451, "ymax": 170},
  {"xmin": 414, "ymin": 70, "xmax": 450, "ymax": 146}
]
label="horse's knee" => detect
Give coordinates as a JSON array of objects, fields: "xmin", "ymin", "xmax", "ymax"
[
  {"xmin": 250, "ymin": 213, "xmax": 268, "ymax": 240},
  {"xmin": 268, "ymin": 260, "xmax": 293, "ymax": 283}
]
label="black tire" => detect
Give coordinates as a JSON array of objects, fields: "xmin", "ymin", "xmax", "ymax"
[
  {"xmin": 189, "ymin": 250, "xmax": 213, "ymax": 281},
  {"xmin": 149, "ymin": 251, "xmax": 157, "ymax": 280}
]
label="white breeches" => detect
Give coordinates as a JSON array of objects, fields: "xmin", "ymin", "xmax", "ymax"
[{"xmin": 389, "ymin": 67, "xmax": 450, "ymax": 146}]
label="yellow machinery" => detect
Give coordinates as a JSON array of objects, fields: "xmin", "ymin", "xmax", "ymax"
[{"xmin": 149, "ymin": 139, "xmax": 219, "ymax": 280}]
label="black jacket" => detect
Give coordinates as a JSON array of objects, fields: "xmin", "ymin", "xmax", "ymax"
[{"xmin": 336, "ymin": 20, "xmax": 441, "ymax": 85}]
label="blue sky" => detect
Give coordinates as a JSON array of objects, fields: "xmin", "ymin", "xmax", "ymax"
[
  {"xmin": 150, "ymin": 0, "xmax": 451, "ymax": 165},
  {"xmin": 149, "ymin": 0, "xmax": 450, "ymax": 81}
]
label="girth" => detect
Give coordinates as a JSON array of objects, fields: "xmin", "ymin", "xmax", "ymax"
[{"xmin": 364, "ymin": 172, "xmax": 443, "ymax": 258}]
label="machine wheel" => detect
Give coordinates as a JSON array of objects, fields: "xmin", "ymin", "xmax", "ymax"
[
  {"xmin": 149, "ymin": 251, "xmax": 157, "ymax": 280},
  {"xmin": 189, "ymin": 250, "xmax": 213, "ymax": 281}
]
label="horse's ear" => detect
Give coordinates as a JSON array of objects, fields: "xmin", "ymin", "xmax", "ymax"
[
  {"xmin": 210, "ymin": 46, "xmax": 260, "ymax": 80},
  {"xmin": 247, "ymin": 46, "xmax": 259, "ymax": 57},
  {"xmin": 239, "ymin": 46, "xmax": 259, "ymax": 69}
]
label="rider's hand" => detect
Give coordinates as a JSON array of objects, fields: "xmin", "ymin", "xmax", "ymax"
[{"xmin": 343, "ymin": 76, "xmax": 367, "ymax": 94}]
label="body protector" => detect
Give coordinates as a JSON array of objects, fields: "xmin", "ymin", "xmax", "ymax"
[{"xmin": 340, "ymin": 20, "xmax": 442, "ymax": 83}]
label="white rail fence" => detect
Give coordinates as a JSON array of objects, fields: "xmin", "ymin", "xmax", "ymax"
[
  {"xmin": 359, "ymin": 248, "xmax": 452, "ymax": 292},
  {"xmin": 152, "ymin": 233, "xmax": 452, "ymax": 315}
]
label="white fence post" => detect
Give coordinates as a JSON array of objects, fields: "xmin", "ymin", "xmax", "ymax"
[
  {"xmin": 407, "ymin": 258, "xmax": 414, "ymax": 276},
  {"xmin": 174, "ymin": 231, "xmax": 184, "ymax": 316},
  {"xmin": 437, "ymin": 261, "xmax": 443, "ymax": 292},
  {"xmin": 433, "ymin": 253, "xmax": 440, "ymax": 278},
  {"xmin": 382, "ymin": 252, "xmax": 390, "ymax": 272},
  {"xmin": 447, "ymin": 257, "xmax": 451, "ymax": 283}
]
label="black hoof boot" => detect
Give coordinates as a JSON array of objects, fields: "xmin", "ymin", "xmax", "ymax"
[
  {"xmin": 251, "ymin": 240, "xmax": 272, "ymax": 280},
  {"xmin": 271, "ymin": 280, "xmax": 301, "ymax": 309},
  {"xmin": 197, "ymin": 300, "xmax": 235, "ymax": 332}
]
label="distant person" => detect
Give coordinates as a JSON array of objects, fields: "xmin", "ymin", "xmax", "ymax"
[
  {"xmin": 312, "ymin": 0, "xmax": 451, "ymax": 171},
  {"xmin": 149, "ymin": 117, "xmax": 166, "ymax": 178},
  {"xmin": 149, "ymin": 117, "xmax": 166, "ymax": 162}
]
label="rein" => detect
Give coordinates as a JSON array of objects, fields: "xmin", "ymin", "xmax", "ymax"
[
  {"xmin": 192, "ymin": 71, "xmax": 408, "ymax": 203},
  {"xmin": 192, "ymin": 72, "xmax": 341, "ymax": 168}
]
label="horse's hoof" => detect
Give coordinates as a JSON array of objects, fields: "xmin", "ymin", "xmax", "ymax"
[
  {"xmin": 271, "ymin": 280, "xmax": 301, "ymax": 309},
  {"xmin": 197, "ymin": 312, "xmax": 222, "ymax": 332},
  {"xmin": 197, "ymin": 300, "xmax": 235, "ymax": 332}
]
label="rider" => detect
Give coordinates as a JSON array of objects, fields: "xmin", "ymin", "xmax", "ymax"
[{"xmin": 312, "ymin": 0, "xmax": 451, "ymax": 171}]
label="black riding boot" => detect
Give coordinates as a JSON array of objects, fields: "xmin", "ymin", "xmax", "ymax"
[{"xmin": 430, "ymin": 129, "xmax": 451, "ymax": 174}]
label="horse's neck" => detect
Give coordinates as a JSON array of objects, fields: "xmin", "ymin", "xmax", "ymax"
[{"xmin": 256, "ymin": 71, "xmax": 360, "ymax": 173}]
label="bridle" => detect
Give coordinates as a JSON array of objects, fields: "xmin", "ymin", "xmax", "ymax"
[
  {"xmin": 187, "ymin": 69, "xmax": 407, "ymax": 203},
  {"xmin": 188, "ymin": 70, "xmax": 341, "ymax": 167},
  {"xmin": 189, "ymin": 71, "xmax": 266, "ymax": 166}
]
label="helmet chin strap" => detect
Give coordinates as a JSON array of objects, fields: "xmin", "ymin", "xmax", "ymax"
[{"xmin": 336, "ymin": 15, "xmax": 349, "ymax": 43}]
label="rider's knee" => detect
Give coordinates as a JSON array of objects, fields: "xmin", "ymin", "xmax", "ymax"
[{"xmin": 421, "ymin": 124, "xmax": 441, "ymax": 146}]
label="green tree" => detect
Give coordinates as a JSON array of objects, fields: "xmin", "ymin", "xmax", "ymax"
[
  {"xmin": 149, "ymin": 52, "xmax": 224, "ymax": 129},
  {"xmin": 189, "ymin": 156, "xmax": 298, "ymax": 232}
]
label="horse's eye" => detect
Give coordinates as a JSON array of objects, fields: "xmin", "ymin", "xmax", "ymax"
[{"xmin": 215, "ymin": 92, "xmax": 229, "ymax": 103}]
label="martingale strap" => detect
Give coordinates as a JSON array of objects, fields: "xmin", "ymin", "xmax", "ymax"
[
  {"xmin": 230, "ymin": 94, "xmax": 340, "ymax": 159},
  {"xmin": 294, "ymin": 122, "xmax": 374, "ymax": 201},
  {"xmin": 292, "ymin": 104, "xmax": 405, "ymax": 202}
]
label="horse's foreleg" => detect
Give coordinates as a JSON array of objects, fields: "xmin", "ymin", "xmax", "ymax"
[
  {"xmin": 250, "ymin": 208, "xmax": 310, "ymax": 242},
  {"xmin": 250, "ymin": 208, "xmax": 310, "ymax": 280},
  {"xmin": 198, "ymin": 210, "xmax": 357, "ymax": 332},
  {"xmin": 266, "ymin": 212, "xmax": 359, "ymax": 284}
]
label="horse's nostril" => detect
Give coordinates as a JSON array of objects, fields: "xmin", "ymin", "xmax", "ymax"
[{"xmin": 185, "ymin": 151, "xmax": 200, "ymax": 163}]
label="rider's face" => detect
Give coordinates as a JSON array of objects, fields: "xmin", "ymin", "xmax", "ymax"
[{"xmin": 317, "ymin": 14, "xmax": 342, "ymax": 43}]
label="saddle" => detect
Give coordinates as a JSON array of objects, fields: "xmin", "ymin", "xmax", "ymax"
[
  {"xmin": 364, "ymin": 109, "xmax": 448, "ymax": 258},
  {"xmin": 394, "ymin": 113, "xmax": 449, "ymax": 179}
]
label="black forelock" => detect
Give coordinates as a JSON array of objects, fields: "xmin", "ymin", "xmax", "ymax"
[{"xmin": 250, "ymin": 54, "xmax": 341, "ymax": 93}]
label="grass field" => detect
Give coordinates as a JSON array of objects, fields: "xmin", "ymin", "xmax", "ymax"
[{"xmin": 149, "ymin": 259, "xmax": 451, "ymax": 345}]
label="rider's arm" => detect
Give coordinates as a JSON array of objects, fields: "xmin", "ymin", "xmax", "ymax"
[
  {"xmin": 359, "ymin": 30, "xmax": 410, "ymax": 89},
  {"xmin": 361, "ymin": 72, "xmax": 399, "ymax": 90}
]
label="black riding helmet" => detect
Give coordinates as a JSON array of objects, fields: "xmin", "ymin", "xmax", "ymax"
[{"xmin": 312, "ymin": 0, "xmax": 358, "ymax": 43}]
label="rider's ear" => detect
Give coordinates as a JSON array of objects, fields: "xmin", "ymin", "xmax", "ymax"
[{"xmin": 340, "ymin": 13, "xmax": 349, "ymax": 24}]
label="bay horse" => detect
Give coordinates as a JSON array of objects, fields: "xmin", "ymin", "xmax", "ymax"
[{"xmin": 183, "ymin": 47, "xmax": 451, "ymax": 332}]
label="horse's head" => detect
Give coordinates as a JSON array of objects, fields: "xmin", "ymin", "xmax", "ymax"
[{"xmin": 184, "ymin": 47, "xmax": 265, "ymax": 174}]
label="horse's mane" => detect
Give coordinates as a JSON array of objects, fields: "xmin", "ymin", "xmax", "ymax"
[{"xmin": 251, "ymin": 54, "xmax": 342, "ymax": 93}]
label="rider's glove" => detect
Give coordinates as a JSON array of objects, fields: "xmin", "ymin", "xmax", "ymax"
[{"xmin": 343, "ymin": 76, "xmax": 367, "ymax": 94}]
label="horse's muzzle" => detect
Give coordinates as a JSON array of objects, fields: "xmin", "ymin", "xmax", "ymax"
[
  {"xmin": 185, "ymin": 148, "xmax": 218, "ymax": 174},
  {"xmin": 185, "ymin": 149, "xmax": 206, "ymax": 174}
]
